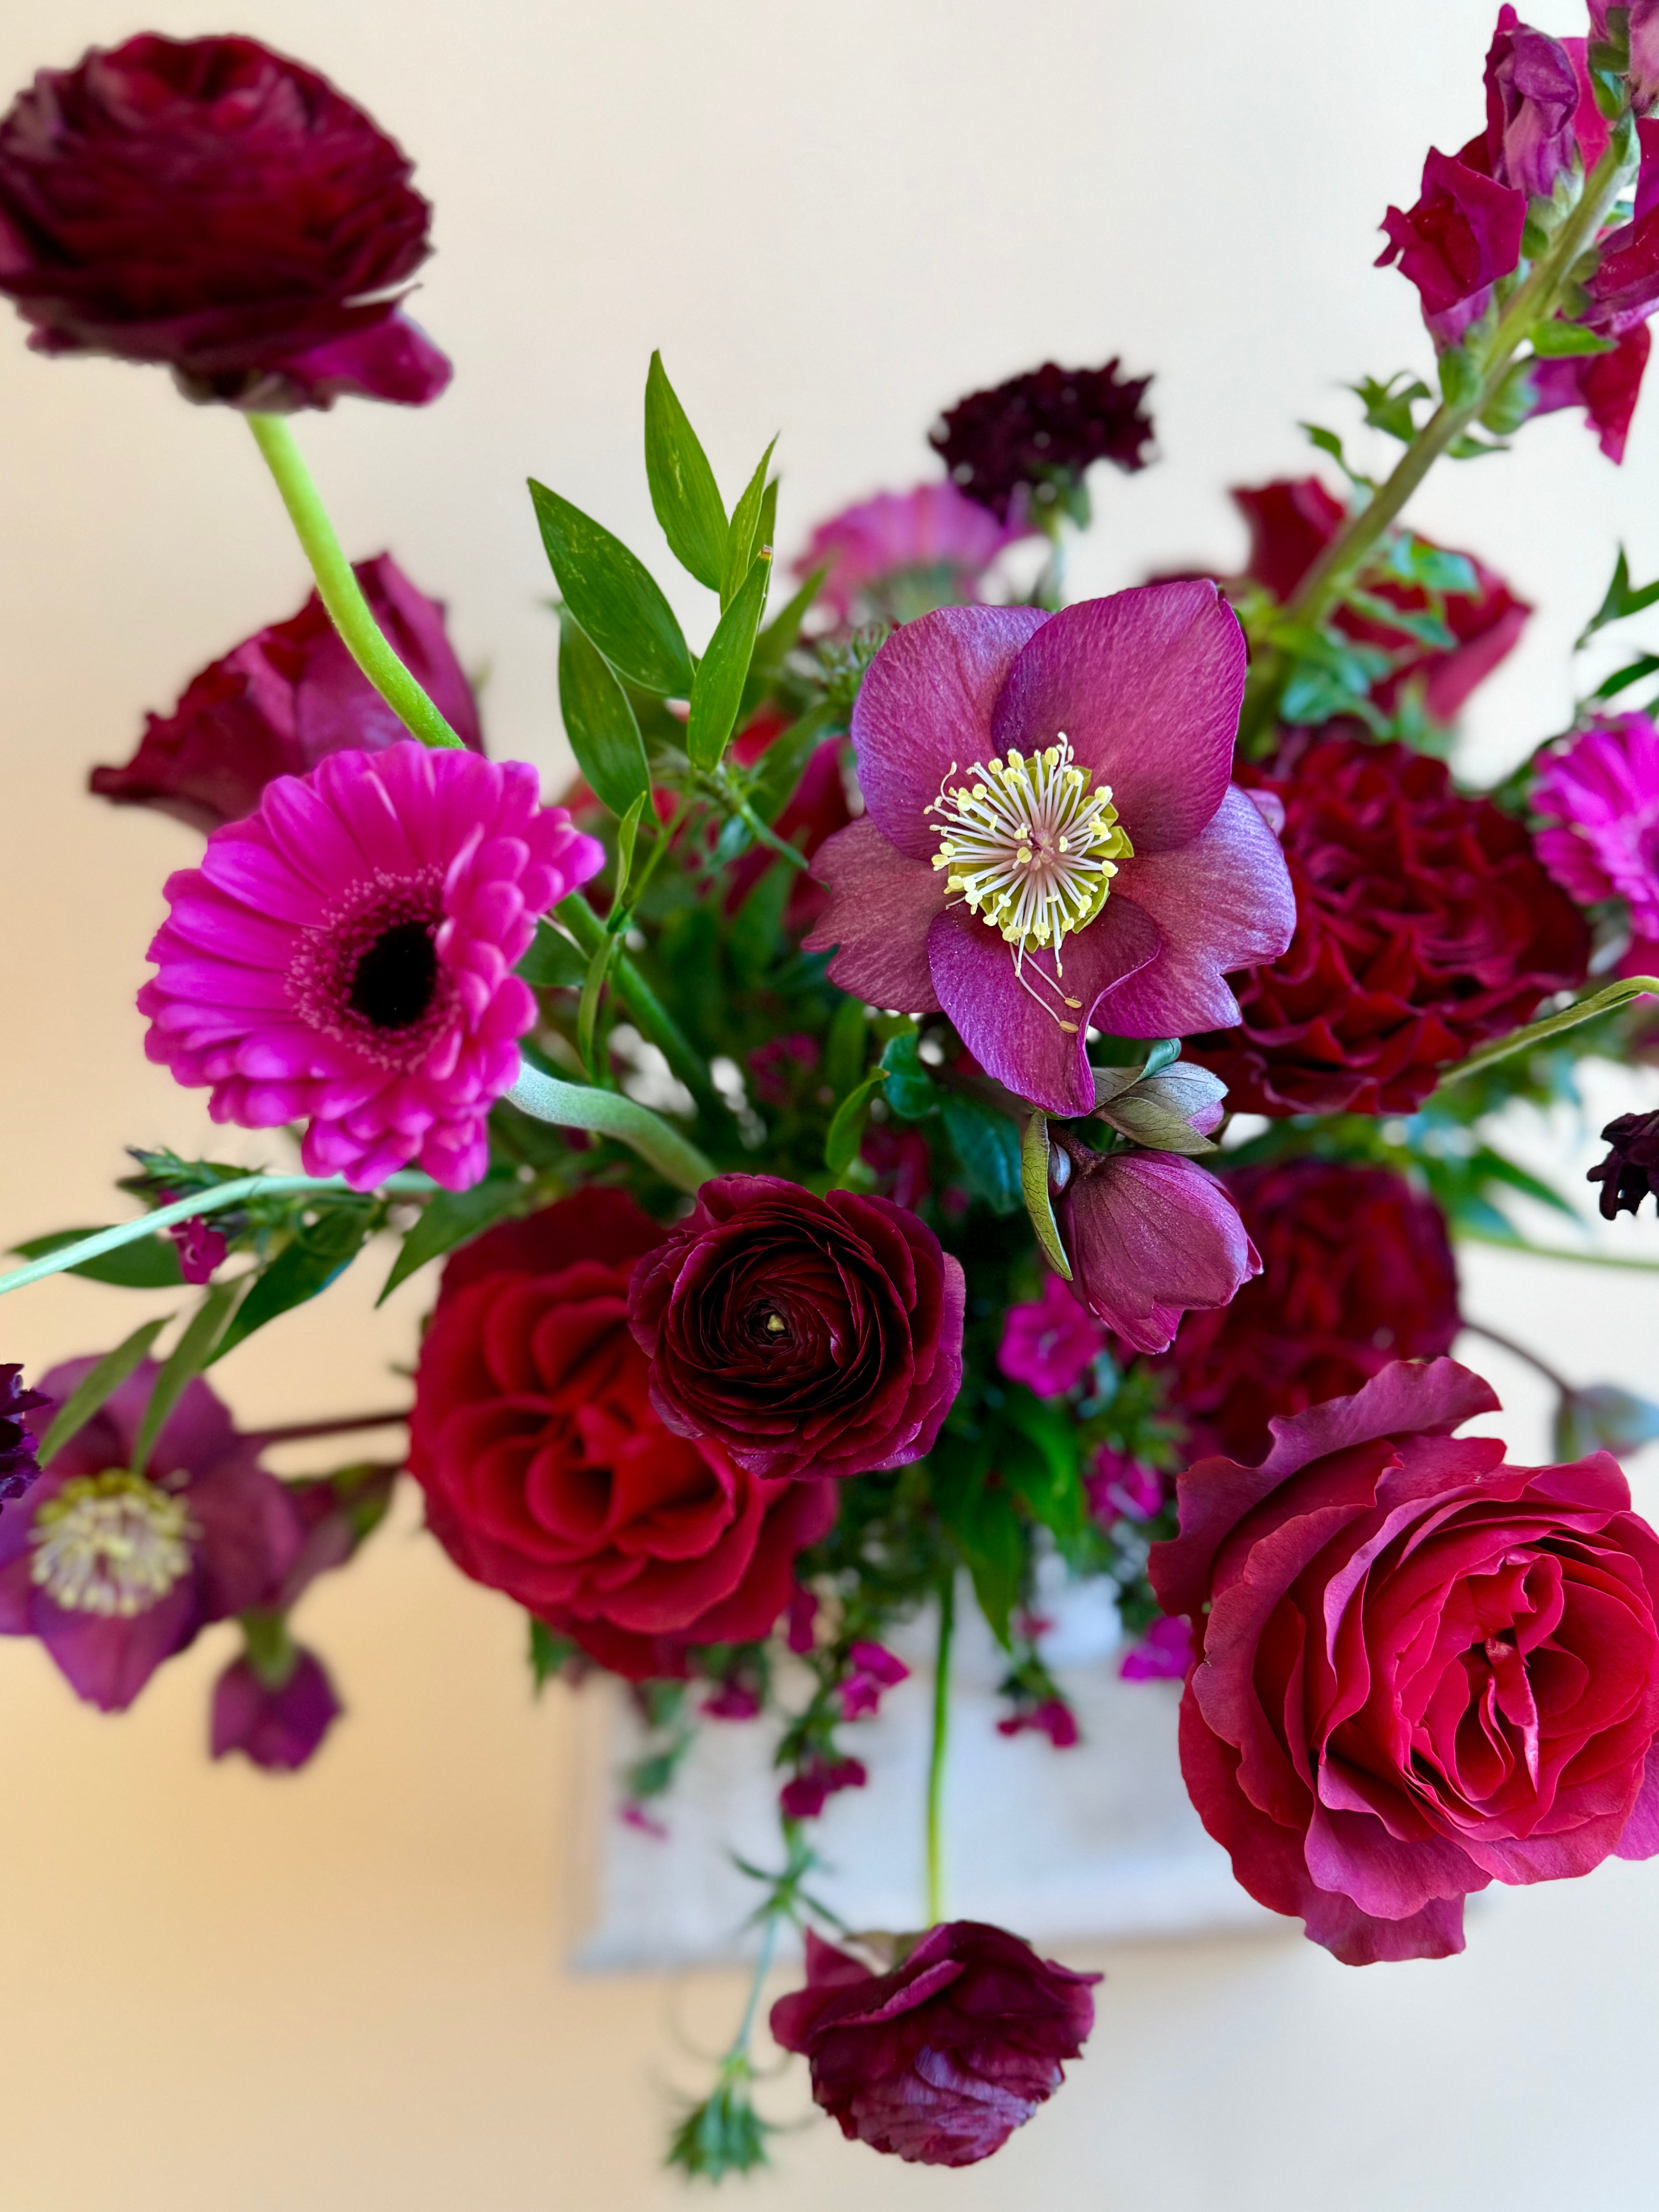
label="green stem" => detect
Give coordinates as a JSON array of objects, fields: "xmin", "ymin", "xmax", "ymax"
[
  {"xmin": 732, "ymin": 797, "xmax": 809, "ymax": 872},
  {"xmin": 507, "ymin": 1060, "xmax": 714, "ymax": 1193},
  {"xmin": 731, "ymin": 1912, "xmax": 782, "ymax": 2061},
  {"xmin": 1456, "ymin": 1228, "xmax": 1659, "ymax": 1274},
  {"xmin": 1435, "ymin": 976, "xmax": 1659, "ymax": 1091},
  {"xmin": 246, "ymin": 415, "xmax": 465, "ymax": 752},
  {"xmin": 926, "ymin": 1572, "xmax": 955, "ymax": 1927},
  {"xmin": 0, "ymin": 1175, "xmax": 349, "ymax": 1300},
  {"xmin": 555, "ymin": 893, "xmax": 727, "ymax": 1129}
]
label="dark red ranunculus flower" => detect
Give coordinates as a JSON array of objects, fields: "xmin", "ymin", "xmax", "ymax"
[
  {"xmin": 90, "ymin": 555, "xmax": 482, "ymax": 832},
  {"xmin": 0, "ymin": 34, "xmax": 449, "ymax": 409},
  {"xmin": 1154, "ymin": 1159, "xmax": 1460, "ymax": 1463},
  {"xmin": 769, "ymin": 1923, "xmax": 1099, "ymax": 2167},
  {"xmin": 626, "ymin": 1175, "xmax": 964, "ymax": 1483},
  {"xmin": 1187, "ymin": 734, "xmax": 1590, "ymax": 1116},
  {"xmin": 409, "ymin": 1188, "xmax": 836, "ymax": 1676},
  {"xmin": 1233, "ymin": 477, "xmax": 1529, "ymax": 723},
  {"xmin": 929, "ymin": 360, "xmax": 1154, "ymax": 522},
  {"xmin": 1150, "ymin": 1360, "xmax": 1659, "ymax": 1964}
]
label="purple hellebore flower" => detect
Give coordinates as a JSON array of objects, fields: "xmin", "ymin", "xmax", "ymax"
[
  {"xmin": 840, "ymin": 1639, "xmax": 909, "ymax": 1720},
  {"xmin": 797, "ymin": 482, "xmax": 1034, "ymax": 624},
  {"xmin": 1053, "ymin": 1145, "xmax": 1261, "ymax": 1356},
  {"xmin": 1119, "ymin": 1613, "xmax": 1193, "ymax": 1682},
  {"xmin": 1531, "ymin": 712, "xmax": 1659, "ymax": 970},
  {"xmin": 1591, "ymin": 0, "xmax": 1659, "ymax": 112},
  {"xmin": 802, "ymin": 587, "xmax": 1294, "ymax": 1118},
  {"xmin": 211, "ymin": 1643, "xmax": 341, "ymax": 1770},
  {"xmin": 1377, "ymin": 144, "xmax": 1528, "ymax": 345},
  {"xmin": 1, "ymin": 1359, "xmax": 301, "ymax": 1712},
  {"xmin": 1485, "ymin": 7, "xmax": 1582, "ymax": 198},
  {"xmin": 996, "ymin": 1273, "xmax": 1105, "ymax": 1398}
]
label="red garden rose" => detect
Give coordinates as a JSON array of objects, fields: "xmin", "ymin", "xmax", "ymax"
[
  {"xmin": 90, "ymin": 554, "xmax": 482, "ymax": 832},
  {"xmin": 408, "ymin": 1189, "xmax": 836, "ymax": 1677},
  {"xmin": 626, "ymin": 1175, "xmax": 965, "ymax": 1483},
  {"xmin": 1154, "ymin": 1158, "xmax": 1460, "ymax": 1462},
  {"xmin": 1150, "ymin": 1359, "xmax": 1659, "ymax": 1965},
  {"xmin": 0, "ymin": 34, "xmax": 449, "ymax": 409},
  {"xmin": 769, "ymin": 1923, "xmax": 1099, "ymax": 2167},
  {"xmin": 1188, "ymin": 734, "xmax": 1590, "ymax": 1116}
]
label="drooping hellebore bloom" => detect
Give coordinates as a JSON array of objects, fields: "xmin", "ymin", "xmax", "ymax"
[
  {"xmin": 1588, "ymin": 1108, "xmax": 1659, "ymax": 1217},
  {"xmin": 1151, "ymin": 1359, "xmax": 1659, "ymax": 1964},
  {"xmin": 0, "ymin": 1365, "xmax": 48, "ymax": 1508},
  {"xmin": 930, "ymin": 360, "xmax": 1155, "ymax": 522},
  {"xmin": 211, "ymin": 1644, "xmax": 341, "ymax": 1770},
  {"xmin": 627, "ymin": 1175, "xmax": 965, "ymax": 1483},
  {"xmin": 797, "ymin": 482, "xmax": 1035, "ymax": 624},
  {"xmin": 803, "ymin": 588, "xmax": 1295, "ymax": 1118},
  {"xmin": 0, "ymin": 1359, "xmax": 300, "ymax": 1712},
  {"xmin": 1377, "ymin": 144, "xmax": 1527, "ymax": 345},
  {"xmin": 0, "ymin": 34, "xmax": 450, "ymax": 409},
  {"xmin": 1053, "ymin": 1142, "xmax": 1260, "ymax": 1356},
  {"xmin": 1485, "ymin": 7, "xmax": 1582, "ymax": 198},
  {"xmin": 996, "ymin": 1272, "xmax": 1105, "ymax": 1398},
  {"xmin": 769, "ymin": 1923, "xmax": 1099, "ymax": 2167},
  {"xmin": 139, "ymin": 742, "xmax": 602, "ymax": 1192},
  {"xmin": 91, "ymin": 556, "xmax": 483, "ymax": 832},
  {"xmin": 1532, "ymin": 712, "xmax": 1659, "ymax": 970}
]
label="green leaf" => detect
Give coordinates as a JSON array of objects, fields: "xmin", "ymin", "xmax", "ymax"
[
  {"xmin": 516, "ymin": 921, "xmax": 589, "ymax": 990},
  {"xmin": 11, "ymin": 1227, "xmax": 184, "ymax": 1289},
  {"xmin": 879, "ymin": 1030, "xmax": 939, "ymax": 1120},
  {"xmin": 1595, "ymin": 653, "xmax": 1659, "ymax": 701},
  {"xmin": 1382, "ymin": 538, "xmax": 1477, "ymax": 598},
  {"xmin": 720, "ymin": 439, "xmax": 778, "ymax": 610},
  {"xmin": 37, "ymin": 1318, "xmax": 170, "ymax": 1466},
  {"xmin": 1343, "ymin": 587, "xmax": 1456, "ymax": 652},
  {"xmin": 643, "ymin": 352, "xmax": 728, "ymax": 592},
  {"xmin": 1019, "ymin": 1115, "xmax": 1072, "ymax": 1279},
  {"xmin": 557, "ymin": 611, "xmax": 653, "ymax": 818},
  {"xmin": 1438, "ymin": 345, "xmax": 1482, "ymax": 409},
  {"xmin": 577, "ymin": 932, "xmax": 620, "ymax": 1079},
  {"xmin": 528, "ymin": 1614, "xmax": 578, "ymax": 1693},
  {"xmin": 212, "ymin": 1206, "xmax": 373, "ymax": 1363},
  {"xmin": 1530, "ymin": 320, "xmax": 1619, "ymax": 358},
  {"xmin": 748, "ymin": 701, "xmax": 837, "ymax": 825},
  {"xmin": 940, "ymin": 1094, "xmax": 1021, "ymax": 1213},
  {"xmin": 1578, "ymin": 545, "xmax": 1659, "ymax": 649},
  {"xmin": 1555, "ymin": 1384, "xmax": 1659, "ymax": 1462},
  {"xmin": 824, "ymin": 1070, "xmax": 887, "ymax": 1178},
  {"xmin": 823, "ymin": 995, "xmax": 868, "ymax": 1098},
  {"xmin": 930, "ymin": 1434, "xmax": 1023, "ymax": 1646},
  {"xmin": 614, "ymin": 790, "xmax": 648, "ymax": 906},
  {"xmin": 752, "ymin": 566, "xmax": 825, "ymax": 679},
  {"xmin": 1350, "ymin": 372, "xmax": 1431, "ymax": 443},
  {"xmin": 529, "ymin": 480, "xmax": 695, "ymax": 696},
  {"xmin": 130, "ymin": 1283, "xmax": 239, "ymax": 1475},
  {"xmin": 998, "ymin": 1394, "xmax": 1085, "ymax": 1539},
  {"xmin": 686, "ymin": 553, "xmax": 772, "ymax": 771},
  {"xmin": 379, "ymin": 1173, "xmax": 526, "ymax": 1304}
]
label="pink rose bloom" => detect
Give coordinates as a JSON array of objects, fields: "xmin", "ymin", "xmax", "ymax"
[{"xmin": 996, "ymin": 1273, "xmax": 1104, "ymax": 1397}]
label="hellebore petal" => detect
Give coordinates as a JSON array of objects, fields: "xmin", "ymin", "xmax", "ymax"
[{"xmin": 803, "ymin": 819, "xmax": 944, "ymax": 1012}]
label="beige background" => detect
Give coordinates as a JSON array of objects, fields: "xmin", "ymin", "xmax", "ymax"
[{"xmin": 4, "ymin": 1, "xmax": 1659, "ymax": 2205}]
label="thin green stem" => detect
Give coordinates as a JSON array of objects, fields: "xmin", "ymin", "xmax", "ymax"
[
  {"xmin": 731, "ymin": 1912, "xmax": 782, "ymax": 2060},
  {"xmin": 507, "ymin": 1060, "xmax": 714, "ymax": 1192},
  {"xmin": 246, "ymin": 414, "xmax": 465, "ymax": 752},
  {"xmin": 1456, "ymin": 1228, "xmax": 1659, "ymax": 1274},
  {"xmin": 1435, "ymin": 976, "xmax": 1659, "ymax": 1091},
  {"xmin": 926, "ymin": 1571, "xmax": 955, "ymax": 1927},
  {"xmin": 555, "ymin": 893, "xmax": 727, "ymax": 1130},
  {"xmin": 733, "ymin": 798, "xmax": 809, "ymax": 872},
  {"xmin": 0, "ymin": 1175, "xmax": 345, "ymax": 1300},
  {"xmin": 250, "ymin": 1409, "xmax": 409, "ymax": 1447}
]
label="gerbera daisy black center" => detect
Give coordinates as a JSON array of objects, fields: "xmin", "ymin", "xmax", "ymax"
[
  {"xmin": 349, "ymin": 919, "xmax": 441, "ymax": 1030},
  {"xmin": 287, "ymin": 865, "xmax": 457, "ymax": 1070}
]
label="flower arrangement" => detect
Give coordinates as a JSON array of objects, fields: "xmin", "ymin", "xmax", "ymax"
[{"xmin": 7, "ymin": 8, "xmax": 1659, "ymax": 2181}]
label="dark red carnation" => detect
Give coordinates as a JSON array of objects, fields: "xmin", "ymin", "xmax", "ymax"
[
  {"xmin": 1187, "ymin": 735, "xmax": 1590, "ymax": 1116},
  {"xmin": 626, "ymin": 1175, "xmax": 964, "ymax": 1483},
  {"xmin": 0, "ymin": 34, "xmax": 449, "ymax": 409},
  {"xmin": 1234, "ymin": 477, "xmax": 1529, "ymax": 723},
  {"xmin": 408, "ymin": 1188, "xmax": 835, "ymax": 1676},
  {"xmin": 1155, "ymin": 1159, "xmax": 1460, "ymax": 1463},
  {"xmin": 929, "ymin": 360, "xmax": 1154, "ymax": 522},
  {"xmin": 769, "ymin": 1923, "xmax": 1099, "ymax": 2167},
  {"xmin": 90, "ymin": 555, "xmax": 482, "ymax": 832},
  {"xmin": 1150, "ymin": 1360, "xmax": 1659, "ymax": 1964}
]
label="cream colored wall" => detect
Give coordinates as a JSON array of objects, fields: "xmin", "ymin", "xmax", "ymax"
[{"xmin": 3, "ymin": 2, "xmax": 1659, "ymax": 2206}]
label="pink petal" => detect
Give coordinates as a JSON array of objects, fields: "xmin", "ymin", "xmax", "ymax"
[{"xmin": 802, "ymin": 819, "xmax": 945, "ymax": 1011}]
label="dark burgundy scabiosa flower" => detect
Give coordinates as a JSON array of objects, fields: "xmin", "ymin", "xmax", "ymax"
[
  {"xmin": 1233, "ymin": 478, "xmax": 1530, "ymax": 723},
  {"xmin": 0, "ymin": 1359, "xmax": 300, "ymax": 1712},
  {"xmin": 91, "ymin": 556, "xmax": 483, "ymax": 833},
  {"xmin": 1187, "ymin": 735, "xmax": 1590, "ymax": 1117},
  {"xmin": 803, "ymin": 590, "xmax": 1295, "ymax": 1118},
  {"xmin": 1377, "ymin": 143, "xmax": 1527, "ymax": 346},
  {"xmin": 1588, "ymin": 1109, "xmax": 1659, "ymax": 1217},
  {"xmin": 770, "ymin": 1923, "xmax": 1099, "ymax": 2167},
  {"xmin": 930, "ymin": 360, "xmax": 1154, "ymax": 523},
  {"xmin": 0, "ymin": 1365, "xmax": 49, "ymax": 1508},
  {"xmin": 797, "ymin": 481, "xmax": 1035, "ymax": 623},
  {"xmin": 0, "ymin": 34, "xmax": 449, "ymax": 409},
  {"xmin": 627, "ymin": 1175, "xmax": 965, "ymax": 1484},
  {"xmin": 139, "ymin": 742, "xmax": 602, "ymax": 1191},
  {"xmin": 210, "ymin": 1643, "xmax": 341, "ymax": 1771},
  {"xmin": 1150, "ymin": 1360, "xmax": 1659, "ymax": 1964},
  {"xmin": 1153, "ymin": 1159, "xmax": 1461, "ymax": 1465},
  {"xmin": 1054, "ymin": 1143, "xmax": 1260, "ymax": 1357},
  {"xmin": 409, "ymin": 1189, "xmax": 837, "ymax": 1680}
]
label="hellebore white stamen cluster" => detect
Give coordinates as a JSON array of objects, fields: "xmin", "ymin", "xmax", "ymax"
[{"xmin": 30, "ymin": 1470, "xmax": 196, "ymax": 1616}]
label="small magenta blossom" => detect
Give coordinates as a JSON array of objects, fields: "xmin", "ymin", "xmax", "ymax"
[
  {"xmin": 211, "ymin": 1644, "xmax": 341, "ymax": 1770},
  {"xmin": 1119, "ymin": 1614, "xmax": 1193, "ymax": 1682},
  {"xmin": 1087, "ymin": 1446, "xmax": 1163, "ymax": 1524},
  {"xmin": 840, "ymin": 1640, "xmax": 909, "ymax": 1720},
  {"xmin": 997, "ymin": 1696, "xmax": 1079, "ymax": 1748},
  {"xmin": 1378, "ymin": 146, "xmax": 1526, "ymax": 345},
  {"xmin": 1532, "ymin": 713, "xmax": 1659, "ymax": 971},
  {"xmin": 997, "ymin": 1273, "xmax": 1104, "ymax": 1398},
  {"xmin": 797, "ymin": 482, "xmax": 1032, "ymax": 623},
  {"xmin": 803, "ymin": 587, "xmax": 1293, "ymax": 1117},
  {"xmin": 781, "ymin": 1755, "xmax": 867, "ymax": 1820},
  {"xmin": 1055, "ymin": 1144, "xmax": 1261, "ymax": 1356},
  {"xmin": 1485, "ymin": 8, "xmax": 1581, "ymax": 197}
]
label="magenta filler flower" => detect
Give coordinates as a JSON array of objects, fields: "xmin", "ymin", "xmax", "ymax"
[
  {"xmin": 803, "ymin": 587, "xmax": 1294, "ymax": 1116},
  {"xmin": 140, "ymin": 741, "xmax": 602, "ymax": 1190},
  {"xmin": 1532, "ymin": 714, "xmax": 1659, "ymax": 972},
  {"xmin": 997, "ymin": 1273, "xmax": 1103, "ymax": 1397}
]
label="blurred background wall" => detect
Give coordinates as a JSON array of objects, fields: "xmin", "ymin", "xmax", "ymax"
[{"xmin": 2, "ymin": 1, "xmax": 1658, "ymax": 2205}]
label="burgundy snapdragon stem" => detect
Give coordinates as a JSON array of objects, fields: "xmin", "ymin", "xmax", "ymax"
[
  {"xmin": 1460, "ymin": 1318, "xmax": 1576, "ymax": 1401},
  {"xmin": 926, "ymin": 1573, "xmax": 954, "ymax": 1926},
  {"xmin": 246, "ymin": 414, "xmax": 465, "ymax": 751}
]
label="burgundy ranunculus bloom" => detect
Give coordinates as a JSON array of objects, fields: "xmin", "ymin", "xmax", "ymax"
[
  {"xmin": 211, "ymin": 1644, "xmax": 341, "ymax": 1771},
  {"xmin": 0, "ymin": 1364, "xmax": 49, "ymax": 1508},
  {"xmin": 1485, "ymin": 7, "xmax": 1581, "ymax": 198},
  {"xmin": 803, "ymin": 590, "xmax": 1295, "ymax": 1117},
  {"xmin": 91, "ymin": 556, "xmax": 482, "ymax": 832},
  {"xmin": 409, "ymin": 1189, "xmax": 837, "ymax": 1679},
  {"xmin": 1377, "ymin": 144, "xmax": 1527, "ymax": 345},
  {"xmin": 1233, "ymin": 478, "xmax": 1530, "ymax": 722},
  {"xmin": 770, "ymin": 1923, "xmax": 1099, "ymax": 2167},
  {"xmin": 930, "ymin": 360, "xmax": 1154, "ymax": 523},
  {"xmin": 0, "ymin": 35, "xmax": 449, "ymax": 410},
  {"xmin": 1151, "ymin": 1359, "xmax": 1659, "ymax": 1965},
  {"xmin": 1, "ymin": 1359, "xmax": 300, "ymax": 1712},
  {"xmin": 1187, "ymin": 735, "xmax": 1590, "ymax": 1117},
  {"xmin": 1055, "ymin": 1144, "xmax": 1260, "ymax": 1357},
  {"xmin": 627, "ymin": 1175, "xmax": 965, "ymax": 1483},
  {"xmin": 1153, "ymin": 1159, "xmax": 1461, "ymax": 1464}
]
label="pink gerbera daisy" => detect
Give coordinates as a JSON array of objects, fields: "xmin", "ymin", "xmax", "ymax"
[{"xmin": 139, "ymin": 741, "xmax": 602, "ymax": 1190}]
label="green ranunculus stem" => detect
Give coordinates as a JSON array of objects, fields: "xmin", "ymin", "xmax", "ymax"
[
  {"xmin": 507, "ymin": 1060, "xmax": 715, "ymax": 1193},
  {"xmin": 926, "ymin": 1571, "xmax": 956, "ymax": 1927},
  {"xmin": 246, "ymin": 413, "xmax": 465, "ymax": 752},
  {"xmin": 1435, "ymin": 976, "xmax": 1659, "ymax": 1090}
]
